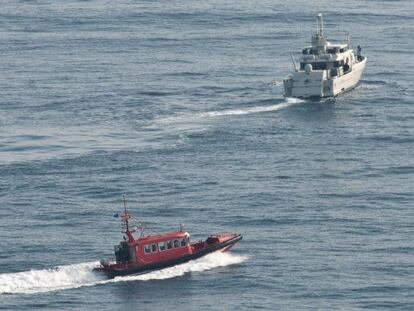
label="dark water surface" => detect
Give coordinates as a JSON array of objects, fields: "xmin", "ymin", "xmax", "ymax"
[{"xmin": 1, "ymin": 0, "xmax": 413, "ymax": 310}]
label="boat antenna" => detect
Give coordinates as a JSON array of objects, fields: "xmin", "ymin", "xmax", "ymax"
[
  {"xmin": 123, "ymin": 194, "xmax": 129, "ymax": 232},
  {"xmin": 290, "ymin": 54, "xmax": 298, "ymax": 71},
  {"xmin": 317, "ymin": 13, "xmax": 324, "ymax": 36},
  {"xmin": 121, "ymin": 194, "xmax": 135, "ymax": 242}
]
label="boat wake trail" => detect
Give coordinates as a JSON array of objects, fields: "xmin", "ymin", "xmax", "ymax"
[
  {"xmin": 0, "ymin": 252, "xmax": 247, "ymax": 295},
  {"xmin": 199, "ymin": 98, "xmax": 304, "ymax": 118},
  {"xmin": 150, "ymin": 97, "xmax": 304, "ymax": 130},
  {"xmin": 0, "ymin": 262, "xmax": 102, "ymax": 295}
]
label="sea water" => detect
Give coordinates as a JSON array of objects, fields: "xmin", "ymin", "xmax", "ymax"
[{"xmin": 0, "ymin": 0, "xmax": 413, "ymax": 310}]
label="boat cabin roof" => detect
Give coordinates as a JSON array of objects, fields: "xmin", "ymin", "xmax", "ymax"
[
  {"xmin": 136, "ymin": 231, "xmax": 190, "ymax": 244},
  {"xmin": 326, "ymin": 43, "xmax": 347, "ymax": 49},
  {"xmin": 304, "ymin": 43, "xmax": 347, "ymax": 49},
  {"xmin": 303, "ymin": 43, "xmax": 349, "ymax": 55}
]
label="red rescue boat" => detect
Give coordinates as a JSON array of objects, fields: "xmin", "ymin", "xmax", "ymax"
[{"xmin": 94, "ymin": 197, "xmax": 242, "ymax": 278}]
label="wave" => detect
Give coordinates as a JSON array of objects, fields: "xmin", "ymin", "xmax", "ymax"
[
  {"xmin": 153, "ymin": 97, "xmax": 304, "ymax": 126},
  {"xmin": 0, "ymin": 252, "xmax": 247, "ymax": 295},
  {"xmin": 199, "ymin": 98, "xmax": 304, "ymax": 117},
  {"xmin": 0, "ymin": 261, "xmax": 102, "ymax": 295}
]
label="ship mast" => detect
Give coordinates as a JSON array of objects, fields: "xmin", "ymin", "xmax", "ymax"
[
  {"xmin": 123, "ymin": 195, "xmax": 129, "ymax": 231},
  {"xmin": 312, "ymin": 13, "xmax": 327, "ymax": 54},
  {"xmin": 121, "ymin": 195, "xmax": 135, "ymax": 242},
  {"xmin": 317, "ymin": 13, "xmax": 324, "ymax": 36}
]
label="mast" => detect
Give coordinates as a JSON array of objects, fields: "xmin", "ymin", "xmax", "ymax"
[
  {"xmin": 312, "ymin": 13, "xmax": 327, "ymax": 54},
  {"xmin": 123, "ymin": 195, "xmax": 129, "ymax": 232},
  {"xmin": 317, "ymin": 13, "xmax": 324, "ymax": 36},
  {"xmin": 121, "ymin": 195, "xmax": 135, "ymax": 242}
]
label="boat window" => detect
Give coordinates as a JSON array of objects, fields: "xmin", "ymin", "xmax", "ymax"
[
  {"xmin": 144, "ymin": 245, "xmax": 151, "ymax": 253},
  {"xmin": 312, "ymin": 62, "xmax": 327, "ymax": 70},
  {"xmin": 115, "ymin": 243, "xmax": 130, "ymax": 262},
  {"xmin": 158, "ymin": 242, "xmax": 166, "ymax": 251},
  {"xmin": 300, "ymin": 62, "xmax": 327, "ymax": 70},
  {"xmin": 181, "ymin": 238, "xmax": 187, "ymax": 247},
  {"xmin": 333, "ymin": 61, "xmax": 342, "ymax": 68},
  {"xmin": 174, "ymin": 240, "xmax": 179, "ymax": 248},
  {"xmin": 167, "ymin": 240, "xmax": 173, "ymax": 249},
  {"xmin": 327, "ymin": 47, "xmax": 338, "ymax": 54},
  {"xmin": 151, "ymin": 244, "xmax": 157, "ymax": 252}
]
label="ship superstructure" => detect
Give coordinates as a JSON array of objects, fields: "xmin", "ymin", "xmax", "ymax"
[{"xmin": 283, "ymin": 14, "xmax": 367, "ymax": 98}]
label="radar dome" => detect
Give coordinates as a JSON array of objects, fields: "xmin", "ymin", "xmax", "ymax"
[{"xmin": 305, "ymin": 63, "xmax": 313, "ymax": 73}]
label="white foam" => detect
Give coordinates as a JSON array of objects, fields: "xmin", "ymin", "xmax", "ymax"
[
  {"xmin": 153, "ymin": 97, "xmax": 304, "ymax": 126},
  {"xmin": 271, "ymin": 80, "xmax": 283, "ymax": 87},
  {"xmin": 106, "ymin": 251, "xmax": 247, "ymax": 283},
  {"xmin": 0, "ymin": 252, "xmax": 247, "ymax": 295},
  {"xmin": 200, "ymin": 98, "xmax": 304, "ymax": 117},
  {"xmin": 0, "ymin": 261, "xmax": 102, "ymax": 295},
  {"xmin": 358, "ymin": 83, "xmax": 381, "ymax": 90}
]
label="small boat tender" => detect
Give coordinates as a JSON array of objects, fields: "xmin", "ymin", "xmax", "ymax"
[
  {"xmin": 283, "ymin": 13, "xmax": 367, "ymax": 98},
  {"xmin": 94, "ymin": 198, "xmax": 242, "ymax": 278}
]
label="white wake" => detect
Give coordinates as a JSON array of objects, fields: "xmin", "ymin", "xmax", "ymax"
[
  {"xmin": 0, "ymin": 261, "xmax": 102, "ymax": 295},
  {"xmin": 0, "ymin": 252, "xmax": 247, "ymax": 295},
  {"xmin": 151, "ymin": 97, "xmax": 304, "ymax": 128},
  {"xmin": 199, "ymin": 98, "xmax": 304, "ymax": 117}
]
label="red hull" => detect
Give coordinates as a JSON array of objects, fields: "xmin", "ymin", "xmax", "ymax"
[
  {"xmin": 94, "ymin": 198, "xmax": 242, "ymax": 278},
  {"xmin": 94, "ymin": 233, "xmax": 242, "ymax": 278}
]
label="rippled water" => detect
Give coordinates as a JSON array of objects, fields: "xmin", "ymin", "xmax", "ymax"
[{"xmin": 1, "ymin": 0, "xmax": 413, "ymax": 310}]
